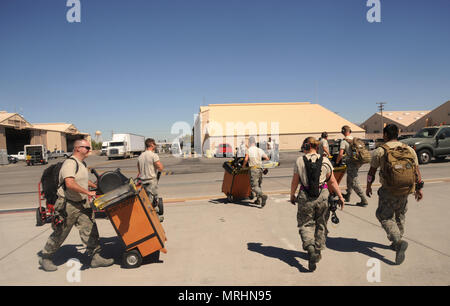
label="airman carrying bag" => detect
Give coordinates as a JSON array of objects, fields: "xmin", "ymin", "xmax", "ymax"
[
  {"xmin": 381, "ymin": 144, "xmax": 417, "ymax": 196},
  {"xmin": 345, "ymin": 138, "xmax": 371, "ymax": 164}
]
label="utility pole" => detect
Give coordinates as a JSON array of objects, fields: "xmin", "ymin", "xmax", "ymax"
[{"xmin": 376, "ymin": 102, "xmax": 386, "ymax": 133}]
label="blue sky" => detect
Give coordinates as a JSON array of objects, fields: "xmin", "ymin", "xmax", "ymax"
[{"xmin": 1, "ymin": 0, "xmax": 449, "ymax": 141}]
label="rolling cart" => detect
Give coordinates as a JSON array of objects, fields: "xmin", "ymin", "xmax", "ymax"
[
  {"xmin": 36, "ymin": 182, "xmax": 55, "ymax": 226},
  {"xmin": 221, "ymin": 157, "xmax": 279, "ymax": 203},
  {"xmin": 93, "ymin": 179, "xmax": 167, "ymax": 269}
]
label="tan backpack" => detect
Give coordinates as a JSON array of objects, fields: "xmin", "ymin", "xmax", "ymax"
[
  {"xmin": 381, "ymin": 144, "xmax": 417, "ymax": 196},
  {"xmin": 345, "ymin": 138, "xmax": 371, "ymax": 164}
]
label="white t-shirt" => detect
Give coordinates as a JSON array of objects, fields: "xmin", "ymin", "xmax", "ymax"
[
  {"xmin": 138, "ymin": 150, "xmax": 160, "ymax": 181},
  {"xmin": 318, "ymin": 139, "xmax": 329, "ymax": 156},
  {"xmin": 246, "ymin": 146, "xmax": 266, "ymax": 168}
]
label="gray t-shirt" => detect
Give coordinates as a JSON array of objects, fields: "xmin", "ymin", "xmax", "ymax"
[
  {"xmin": 294, "ymin": 153, "xmax": 333, "ymax": 187},
  {"xmin": 138, "ymin": 150, "xmax": 160, "ymax": 182},
  {"xmin": 57, "ymin": 156, "xmax": 89, "ymax": 203},
  {"xmin": 339, "ymin": 136, "xmax": 354, "ymax": 162},
  {"xmin": 318, "ymin": 139, "xmax": 329, "ymax": 157}
]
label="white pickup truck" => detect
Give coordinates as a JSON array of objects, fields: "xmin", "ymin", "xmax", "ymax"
[
  {"xmin": 10, "ymin": 151, "xmax": 26, "ymax": 161},
  {"xmin": 50, "ymin": 150, "xmax": 72, "ymax": 159}
]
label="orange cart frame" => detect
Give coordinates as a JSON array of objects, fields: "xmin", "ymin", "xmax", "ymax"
[{"xmin": 102, "ymin": 187, "xmax": 167, "ymax": 269}]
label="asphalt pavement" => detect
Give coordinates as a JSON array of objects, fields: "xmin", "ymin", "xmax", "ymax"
[{"xmin": 0, "ymin": 153, "xmax": 449, "ymax": 286}]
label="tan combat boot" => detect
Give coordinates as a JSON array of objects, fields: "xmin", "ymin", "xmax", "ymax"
[
  {"xmin": 39, "ymin": 256, "xmax": 58, "ymax": 272},
  {"xmin": 306, "ymin": 245, "xmax": 319, "ymax": 272},
  {"xmin": 90, "ymin": 253, "xmax": 114, "ymax": 268},
  {"xmin": 395, "ymin": 240, "xmax": 408, "ymax": 265}
]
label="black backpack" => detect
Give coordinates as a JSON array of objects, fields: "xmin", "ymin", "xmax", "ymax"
[
  {"xmin": 302, "ymin": 155, "xmax": 323, "ymax": 199},
  {"xmin": 40, "ymin": 157, "xmax": 84, "ymax": 205}
]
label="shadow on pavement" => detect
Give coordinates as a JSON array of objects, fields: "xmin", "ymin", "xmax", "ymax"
[
  {"xmin": 209, "ymin": 198, "xmax": 261, "ymax": 209},
  {"xmin": 100, "ymin": 236, "xmax": 164, "ymax": 268},
  {"xmin": 37, "ymin": 236, "xmax": 162, "ymax": 270},
  {"xmin": 247, "ymin": 242, "xmax": 310, "ymax": 273},
  {"xmin": 326, "ymin": 237, "xmax": 395, "ymax": 265}
]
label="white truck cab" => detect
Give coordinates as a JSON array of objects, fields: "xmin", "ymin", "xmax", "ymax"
[{"xmin": 107, "ymin": 133, "xmax": 145, "ymax": 159}]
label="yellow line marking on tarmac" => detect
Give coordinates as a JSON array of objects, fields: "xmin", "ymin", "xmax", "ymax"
[{"xmin": 162, "ymin": 177, "xmax": 449, "ymax": 204}]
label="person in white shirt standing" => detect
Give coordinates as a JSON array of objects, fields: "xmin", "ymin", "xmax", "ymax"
[
  {"xmin": 244, "ymin": 136, "xmax": 269, "ymax": 208},
  {"xmin": 137, "ymin": 138, "xmax": 164, "ymax": 205},
  {"xmin": 335, "ymin": 125, "xmax": 368, "ymax": 207},
  {"xmin": 318, "ymin": 132, "xmax": 330, "ymax": 158}
]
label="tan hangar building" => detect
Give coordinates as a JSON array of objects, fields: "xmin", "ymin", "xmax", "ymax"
[
  {"xmin": 193, "ymin": 102, "xmax": 365, "ymax": 154},
  {"xmin": 361, "ymin": 100, "xmax": 450, "ymax": 136},
  {"xmin": 0, "ymin": 111, "xmax": 90, "ymax": 154}
]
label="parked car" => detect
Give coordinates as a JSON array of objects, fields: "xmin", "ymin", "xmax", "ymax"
[
  {"xmin": 10, "ymin": 151, "xmax": 25, "ymax": 161},
  {"xmin": 8, "ymin": 155, "xmax": 18, "ymax": 164},
  {"xmin": 374, "ymin": 138, "xmax": 385, "ymax": 148},
  {"xmin": 50, "ymin": 150, "xmax": 69, "ymax": 159},
  {"xmin": 214, "ymin": 143, "xmax": 234, "ymax": 158},
  {"xmin": 400, "ymin": 125, "xmax": 450, "ymax": 164},
  {"xmin": 362, "ymin": 139, "xmax": 376, "ymax": 150}
]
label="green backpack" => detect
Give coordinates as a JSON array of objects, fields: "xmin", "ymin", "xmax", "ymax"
[
  {"xmin": 381, "ymin": 144, "xmax": 417, "ymax": 196},
  {"xmin": 345, "ymin": 138, "xmax": 371, "ymax": 164}
]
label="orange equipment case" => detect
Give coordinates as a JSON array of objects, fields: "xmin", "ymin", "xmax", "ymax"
[
  {"xmin": 221, "ymin": 168, "xmax": 252, "ymax": 203},
  {"xmin": 333, "ymin": 165, "xmax": 347, "ymax": 185},
  {"xmin": 94, "ymin": 180, "xmax": 167, "ymax": 268}
]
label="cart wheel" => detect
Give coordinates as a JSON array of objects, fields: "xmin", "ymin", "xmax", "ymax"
[
  {"xmin": 36, "ymin": 208, "xmax": 45, "ymax": 226},
  {"xmin": 157, "ymin": 198, "xmax": 164, "ymax": 215},
  {"xmin": 226, "ymin": 194, "xmax": 234, "ymax": 203},
  {"xmin": 122, "ymin": 249, "xmax": 142, "ymax": 269}
]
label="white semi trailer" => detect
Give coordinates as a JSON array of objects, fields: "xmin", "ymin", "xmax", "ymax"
[{"xmin": 107, "ymin": 133, "xmax": 145, "ymax": 159}]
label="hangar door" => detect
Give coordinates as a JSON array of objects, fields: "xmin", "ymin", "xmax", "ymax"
[{"xmin": 5, "ymin": 128, "xmax": 31, "ymax": 154}]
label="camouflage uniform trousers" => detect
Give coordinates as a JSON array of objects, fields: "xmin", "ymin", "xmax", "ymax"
[
  {"xmin": 250, "ymin": 168, "xmax": 265, "ymax": 200},
  {"xmin": 142, "ymin": 179, "xmax": 159, "ymax": 204},
  {"xmin": 346, "ymin": 162, "xmax": 367, "ymax": 202},
  {"xmin": 376, "ymin": 187, "xmax": 408, "ymax": 244},
  {"xmin": 297, "ymin": 189, "xmax": 329, "ymax": 251},
  {"xmin": 41, "ymin": 197, "xmax": 100, "ymax": 258}
]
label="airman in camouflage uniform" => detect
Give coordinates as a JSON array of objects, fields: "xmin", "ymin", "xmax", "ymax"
[
  {"xmin": 39, "ymin": 139, "xmax": 114, "ymax": 272},
  {"xmin": 336, "ymin": 126, "xmax": 368, "ymax": 207},
  {"xmin": 290, "ymin": 137, "xmax": 345, "ymax": 271},
  {"xmin": 366, "ymin": 124, "xmax": 424, "ymax": 265},
  {"xmin": 244, "ymin": 137, "xmax": 269, "ymax": 208}
]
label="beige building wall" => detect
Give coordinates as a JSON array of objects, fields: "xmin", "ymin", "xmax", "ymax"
[
  {"xmin": 61, "ymin": 134, "xmax": 68, "ymax": 152},
  {"xmin": 30, "ymin": 130, "xmax": 47, "ymax": 147},
  {"xmin": 361, "ymin": 111, "xmax": 430, "ymax": 134},
  {"xmin": 0, "ymin": 127, "xmax": 6, "ymax": 150},
  {"xmin": 196, "ymin": 102, "xmax": 365, "ymax": 153},
  {"xmin": 46, "ymin": 131, "xmax": 63, "ymax": 151},
  {"xmin": 408, "ymin": 101, "xmax": 450, "ymax": 131},
  {"xmin": 361, "ymin": 114, "xmax": 407, "ymax": 134}
]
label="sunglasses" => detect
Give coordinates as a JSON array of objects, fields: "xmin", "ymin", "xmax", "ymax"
[{"xmin": 78, "ymin": 146, "xmax": 91, "ymax": 151}]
